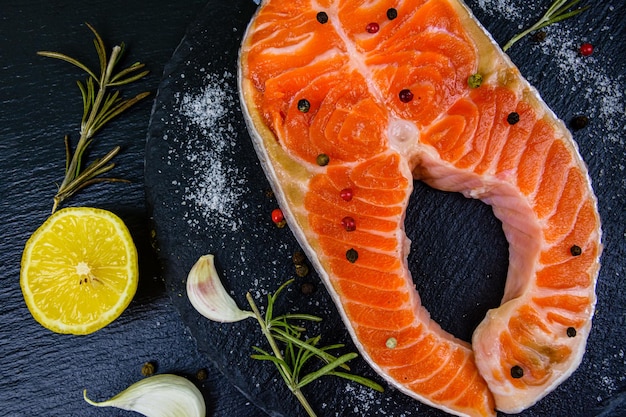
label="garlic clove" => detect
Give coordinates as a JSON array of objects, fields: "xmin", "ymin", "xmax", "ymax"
[
  {"xmin": 186, "ymin": 254, "xmax": 254, "ymax": 323},
  {"xmin": 84, "ymin": 374, "xmax": 206, "ymax": 417}
]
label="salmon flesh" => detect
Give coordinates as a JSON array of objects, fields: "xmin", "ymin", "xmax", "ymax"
[{"xmin": 238, "ymin": 0, "xmax": 603, "ymax": 415}]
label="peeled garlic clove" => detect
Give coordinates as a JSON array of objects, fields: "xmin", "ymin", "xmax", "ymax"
[
  {"xmin": 186, "ymin": 254, "xmax": 254, "ymax": 322},
  {"xmin": 84, "ymin": 374, "xmax": 205, "ymax": 417}
]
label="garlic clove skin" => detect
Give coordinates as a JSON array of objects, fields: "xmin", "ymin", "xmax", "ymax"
[
  {"xmin": 186, "ymin": 254, "xmax": 254, "ymax": 323},
  {"xmin": 84, "ymin": 374, "xmax": 206, "ymax": 417}
]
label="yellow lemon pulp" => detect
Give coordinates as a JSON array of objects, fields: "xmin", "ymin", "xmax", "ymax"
[{"xmin": 20, "ymin": 207, "xmax": 138, "ymax": 335}]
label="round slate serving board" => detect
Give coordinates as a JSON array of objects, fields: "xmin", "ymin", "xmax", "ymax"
[{"xmin": 145, "ymin": 0, "xmax": 626, "ymax": 416}]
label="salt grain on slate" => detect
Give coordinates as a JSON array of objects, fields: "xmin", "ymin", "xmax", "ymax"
[
  {"xmin": 176, "ymin": 71, "xmax": 248, "ymax": 231},
  {"xmin": 476, "ymin": 0, "xmax": 525, "ymax": 21}
]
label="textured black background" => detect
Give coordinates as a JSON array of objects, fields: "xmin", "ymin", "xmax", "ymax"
[
  {"xmin": 2, "ymin": 1, "xmax": 625, "ymax": 417},
  {"xmin": 1, "ymin": 1, "xmax": 257, "ymax": 416}
]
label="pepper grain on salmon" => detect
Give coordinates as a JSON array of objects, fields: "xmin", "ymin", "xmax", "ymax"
[{"xmin": 238, "ymin": 0, "xmax": 602, "ymax": 416}]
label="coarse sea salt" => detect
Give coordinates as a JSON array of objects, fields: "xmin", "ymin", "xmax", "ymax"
[
  {"xmin": 475, "ymin": 0, "xmax": 526, "ymax": 21},
  {"xmin": 175, "ymin": 71, "xmax": 248, "ymax": 231}
]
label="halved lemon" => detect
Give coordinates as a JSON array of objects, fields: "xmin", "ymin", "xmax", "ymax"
[{"xmin": 20, "ymin": 207, "xmax": 138, "ymax": 335}]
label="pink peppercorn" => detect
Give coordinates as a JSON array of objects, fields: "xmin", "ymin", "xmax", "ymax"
[
  {"xmin": 341, "ymin": 216, "xmax": 356, "ymax": 232},
  {"xmin": 271, "ymin": 208, "xmax": 284, "ymax": 224},
  {"xmin": 340, "ymin": 188, "xmax": 353, "ymax": 201},
  {"xmin": 366, "ymin": 22, "xmax": 379, "ymax": 33},
  {"xmin": 579, "ymin": 43, "xmax": 594, "ymax": 56}
]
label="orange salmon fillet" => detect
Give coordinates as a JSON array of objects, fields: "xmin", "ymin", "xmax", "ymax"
[{"xmin": 238, "ymin": 0, "xmax": 602, "ymax": 415}]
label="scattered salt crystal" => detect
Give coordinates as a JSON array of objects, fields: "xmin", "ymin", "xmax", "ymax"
[
  {"xmin": 173, "ymin": 71, "xmax": 248, "ymax": 230},
  {"xmin": 475, "ymin": 0, "xmax": 525, "ymax": 21},
  {"xmin": 601, "ymin": 375, "xmax": 617, "ymax": 392}
]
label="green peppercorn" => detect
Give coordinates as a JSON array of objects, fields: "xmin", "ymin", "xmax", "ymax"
[
  {"xmin": 295, "ymin": 263, "xmax": 309, "ymax": 277},
  {"xmin": 468, "ymin": 73, "xmax": 483, "ymax": 88},
  {"xmin": 316, "ymin": 153, "xmax": 330, "ymax": 166}
]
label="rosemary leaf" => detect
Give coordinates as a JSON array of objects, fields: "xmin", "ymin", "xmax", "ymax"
[
  {"xmin": 272, "ymin": 329, "xmax": 351, "ymax": 371},
  {"xmin": 93, "ymin": 92, "xmax": 150, "ymax": 135},
  {"xmin": 63, "ymin": 135, "xmax": 72, "ymax": 173},
  {"xmin": 113, "ymin": 42, "xmax": 127, "ymax": 66},
  {"xmin": 109, "ymin": 62, "xmax": 149, "ymax": 85},
  {"xmin": 278, "ymin": 313, "xmax": 323, "ymax": 322},
  {"xmin": 326, "ymin": 372, "xmax": 385, "ymax": 393},
  {"xmin": 296, "ymin": 353, "xmax": 358, "ymax": 389},
  {"xmin": 36, "ymin": 51, "xmax": 99, "ymax": 81},
  {"xmin": 250, "ymin": 353, "xmax": 289, "ymax": 368},
  {"xmin": 86, "ymin": 23, "xmax": 107, "ymax": 77},
  {"xmin": 267, "ymin": 319, "xmax": 304, "ymax": 333},
  {"xmin": 292, "ymin": 343, "xmax": 319, "ymax": 378}
]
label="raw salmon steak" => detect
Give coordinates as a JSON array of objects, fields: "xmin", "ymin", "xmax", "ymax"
[{"xmin": 238, "ymin": 0, "xmax": 602, "ymax": 415}]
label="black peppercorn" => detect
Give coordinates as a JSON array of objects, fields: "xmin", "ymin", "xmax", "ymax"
[
  {"xmin": 531, "ymin": 31, "xmax": 547, "ymax": 42},
  {"xmin": 511, "ymin": 365, "xmax": 524, "ymax": 379},
  {"xmin": 386, "ymin": 8, "xmax": 398, "ymax": 20},
  {"xmin": 570, "ymin": 115, "xmax": 589, "ymax": 130},
  {"xmin": 316, "ymin": 11, "xmax": 329, "ymax": 24},
  {"xmin": 301, "ymin": 282, "xmax": 316, "ymax": 295},
  {"xmin": 567, "ymin": 327, "xmax": 577, "ymax": 338},
  {"xmin": 507, "ymin": 112, "xmax": 520, "ymax": 125},
  {"xmin": 570, "ymin": 245, "xmax": 582, "ymax": 256},
  {"xmin": 298, "ymin": 98, "xmax": 311, "ymax": 113},
  {"xmin": 292, "ymin": 251, "xmax": 307, "ymax": 265},
  {"xmin": 346, "ymin": 248, "xmax": 359, "ymax": 263}
]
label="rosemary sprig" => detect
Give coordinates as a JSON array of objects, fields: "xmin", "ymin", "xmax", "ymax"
[
  {"xmin": 246, "ymin": 280, "xmax": 384, "ymax": 417},
  {"xmin": 38, "ymin": 23, "xmax": 150, "ymax": 213},
  {"xmin": 503, "ymin": 0, "xmax": 589, "ymax": 52}
]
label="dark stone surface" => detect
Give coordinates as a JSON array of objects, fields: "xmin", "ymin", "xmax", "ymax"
[
  {"xmin": 0, "ymin": 1, "xmax": 257, "ymax": 416},
  {"xmin": 2, "ymin": 0, "xmax": 625, "ymax": 417}
]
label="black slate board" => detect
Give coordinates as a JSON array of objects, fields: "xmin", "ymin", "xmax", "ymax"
[{"xmin": 145, "ymin": 0, "xmax": 626, "ymax": 416}]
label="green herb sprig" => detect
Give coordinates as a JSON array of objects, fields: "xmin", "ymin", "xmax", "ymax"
[
  {"xmin": 503, "ymin": 0, "xmax": 589, "ymax": 52},
  {"xmin": 37, "ymin": 23, "xmax": 150, "ymax": 213},
  {"xmin": 246, "ymin": 280, "xmax": 384, "ymax": 417}
]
